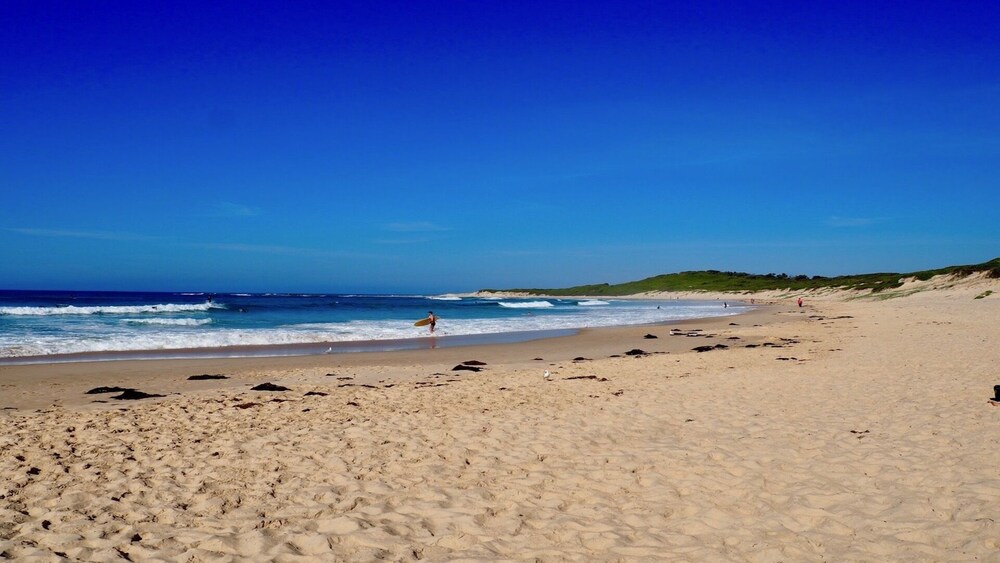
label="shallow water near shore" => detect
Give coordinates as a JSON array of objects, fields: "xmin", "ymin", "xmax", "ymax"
[
  {"xmin": 0, "ymin": 290, "xmax": 744, "ymax": 361},
  {"xmin": 0, "ymin": 328, "xmax": 581, "ymax": 365}
]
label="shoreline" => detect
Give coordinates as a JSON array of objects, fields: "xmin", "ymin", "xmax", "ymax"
[
  {"xmin": 0, "ymin": 306, "xmax": 752, "ymax": 367},
  {"xmin": 0, "ymin": 293, "xmax": 749, "ymax": 365},
  {"xmin": 0, "ymin": 328, "xmax": 583, "ymax": 366},
  {"xmin": 0, "ymin": 305, "xmax": 775, "ymax": 411}
]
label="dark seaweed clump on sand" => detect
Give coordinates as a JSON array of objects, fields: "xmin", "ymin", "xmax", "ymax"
[
  {"xmin": 112, "ymin": 389, "xmax": 165, "ymax": 400},
  {"xmin": 85, "ymin": 386, "xmax": 133, "ymax": 394},
  {"xmin": 251, "ymin": 383, "xmax": 290, "ymax": 391},
  {"xmin": 187, "ymin": 374, "xmax": 229, "ymax": 380}
]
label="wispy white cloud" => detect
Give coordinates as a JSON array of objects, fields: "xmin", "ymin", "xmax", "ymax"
[
  {"xmin": 382, "ymin": 221, "xmax": 450, "ymax": 233},
  {"xmin": 190, "ymin": 242, "xmax": 308, "ymax": 254},
  {"xmin": 825, "ymin": 216, "xmax": 884, "ymax": 228},
  {"xmin": 211, "ymin": 202, "xmax": 260, "ymax": 217},
  {"xmin": 6, "ymin": 228, "xmax": 163, "ymax": 241},
  {"xmin": 373, "ymin": 237, "xmax": 431, "ymax": 245},
  {"xmin": 187, "ymin": 241, "xmax": 373, "ymax": 259},
  {"xmin": 496, "ymin": 249, "xmax": 556, "ymax": 257}
]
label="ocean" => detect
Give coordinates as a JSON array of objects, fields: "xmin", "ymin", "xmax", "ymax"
[{"xmin": 0, "ymin": 290, "xmax": 745, "ymax": 363}]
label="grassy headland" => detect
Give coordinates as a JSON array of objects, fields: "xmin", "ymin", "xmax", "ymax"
[{"xmin": 481, "ymin": 258, "xmax": 1000, "ymax": 296}]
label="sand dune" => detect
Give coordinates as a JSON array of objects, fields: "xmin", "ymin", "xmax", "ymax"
[{"xmin": 2, "ymin": 276, "xmax": 999, "ymax": 560}]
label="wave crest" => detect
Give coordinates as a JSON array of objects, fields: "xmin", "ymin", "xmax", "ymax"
[
  {"xmin": 498, "ymin": 301, "xmax": 554, "ymax": 309},
  {"xmin": 0, "ymin": 303, "xmax": 220, "ymax": 316},
  {"xmin": 122, "ymin": 318, "xmax": 213, "ymax": 326}
]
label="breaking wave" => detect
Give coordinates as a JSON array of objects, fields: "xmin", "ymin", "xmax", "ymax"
[
  {"xmin": 498, "ymin": 301, "xmax": 554, "ymax": 309},
  {"xmin": 0, "ymin": 303, "xmax": 220, "ymax": 316},
  {"xmin": 121, "ymin": 318, "xmax": 213, "ymax": 326}
]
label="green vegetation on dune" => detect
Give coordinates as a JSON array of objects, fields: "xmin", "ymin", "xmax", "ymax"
[{"xmin": 482, "ymin": 258, "xmax": 1000, "ymax": 296}]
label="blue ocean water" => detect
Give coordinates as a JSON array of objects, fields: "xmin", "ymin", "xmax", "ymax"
[{"xmin": 0, "ymin": 290, "xmax": 745, "ymax": 361}]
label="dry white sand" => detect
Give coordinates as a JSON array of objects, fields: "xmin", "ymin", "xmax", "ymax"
[{"xmin": 2, "ymin": 275, "xmax": 999, "ymax": 561}]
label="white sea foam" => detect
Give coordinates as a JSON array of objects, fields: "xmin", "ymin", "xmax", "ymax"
[
  {"xmin": 0, "ymin": 303, "xmax": 220, "ymax": 316},
  {"xmin": 122, "ymin": 318, "xmax": 213, "ymax": 326},
  {"xmin": 498, "ymin": 301, "xmax": 555, "ymax": 309},
  {"xmin": 428, "ymin": 294, "xmax": 463, "ymax": 301},
  {"xmin": 0, "ymin": 300, "xmax": 749, "ymax": 359},
  {"xmin": 578, "ymin": 300, "xmax": 610, "ymax": 306}
]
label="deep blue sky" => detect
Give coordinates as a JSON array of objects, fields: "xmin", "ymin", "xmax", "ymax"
[{"xmin": 2, "ymin": 1, "xmax": 998, "ymax": 293}]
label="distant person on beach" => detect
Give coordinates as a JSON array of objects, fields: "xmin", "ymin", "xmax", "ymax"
[
  {"xmin": 797, "ymin": 297, "xmax": 803, "ymax": 307},
  {"xmin": 427, "ymin": 311, "xmax": 437, "ymax": 334}
]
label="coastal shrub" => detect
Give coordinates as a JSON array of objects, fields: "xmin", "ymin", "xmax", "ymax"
[{"xmin": 490, "ymin": 257, "xmax": 1000, "ymax": 296}]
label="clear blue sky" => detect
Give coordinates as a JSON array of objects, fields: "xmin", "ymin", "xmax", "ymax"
[{"xmin": 2, "ymin": 1, "xmax": 998, "ymax": 293}]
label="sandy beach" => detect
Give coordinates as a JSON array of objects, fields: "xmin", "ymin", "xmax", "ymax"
[{"xmin": 2, "ymin": 275, "xmax": 999, "ymax": 561}]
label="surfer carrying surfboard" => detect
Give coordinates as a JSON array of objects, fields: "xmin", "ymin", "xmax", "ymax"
[{"xmin": 414, "ymin": 311, "xmax": 438, "ymax": 333}]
